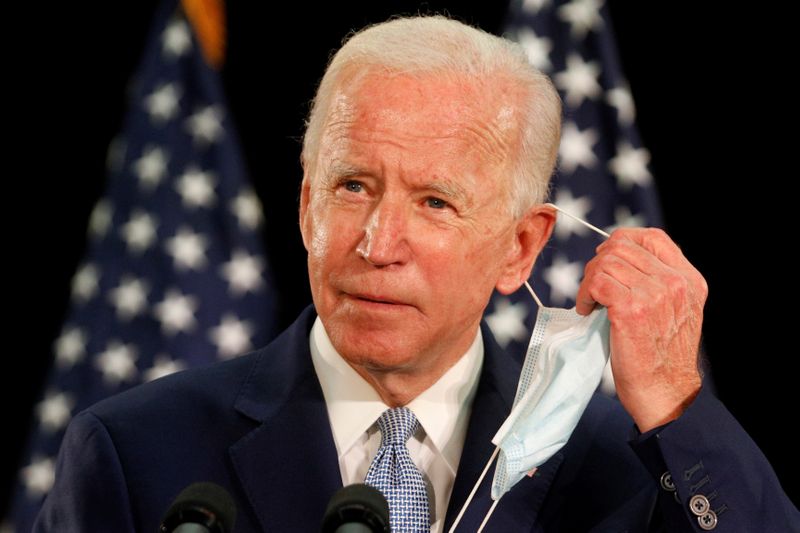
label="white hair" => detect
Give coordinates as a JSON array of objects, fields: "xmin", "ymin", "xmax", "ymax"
[{"xmin": 301, "ymin": 15, "xmax": 562, "ymax": 218}]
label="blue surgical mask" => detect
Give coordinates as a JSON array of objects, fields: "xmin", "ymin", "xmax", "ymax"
[{"xmin": 490, "ymin": 301, "xmax": 610, "ymax": 499}]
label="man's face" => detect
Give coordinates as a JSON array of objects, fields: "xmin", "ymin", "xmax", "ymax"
[{"xmin": 300, "ymin": 72, "xmax": 547, "ymax": 379}]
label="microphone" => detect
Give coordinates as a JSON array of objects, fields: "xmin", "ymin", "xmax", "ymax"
[
  {"xmin": 159, "ymin": 482, "xmax": 237, "ymax": 533},
  {"xmin": 321, "ymin": 483, "xmax": 390, "ymax": 533}
]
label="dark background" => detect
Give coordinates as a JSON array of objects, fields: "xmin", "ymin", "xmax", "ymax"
[{"xmin": 5, "ymin": 1, "xmax": 795, "ymax": 515}]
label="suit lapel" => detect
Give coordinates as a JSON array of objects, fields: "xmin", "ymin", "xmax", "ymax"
[
  {"xmin": 229, "ymin": 308, "xmax": 342, "ymax": 531},
  {"xmin": 444, "ymin": 322, "xmax": 564, "ymax": 532},
  {"xmin": 226, "ymin": 309, "xmax": 565, "ymax": 531}
]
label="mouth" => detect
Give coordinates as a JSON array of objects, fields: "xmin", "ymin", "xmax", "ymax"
[
  {"xmin": 350, "ymin": 293, "xmax": 405, "ymax": 305},
  {"xmin": 337, "ymin": 290, "xmax": 419, "ymax": 318}
]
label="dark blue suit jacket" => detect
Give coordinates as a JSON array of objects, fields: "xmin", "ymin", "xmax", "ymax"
[{"xmin": 35, "ymin": 307, "xmax": 798, "ymax": 532}]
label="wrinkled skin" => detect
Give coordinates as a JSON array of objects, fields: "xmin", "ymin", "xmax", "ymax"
[
  {"xmin": 576, "ymin": 228, "xmax": 706, "ymax": 431},
  {"xmin": 300, "ymin": 73, "xmax": 554, "ymax": 406}
]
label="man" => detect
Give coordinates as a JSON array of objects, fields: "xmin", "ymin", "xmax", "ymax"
[{"xmin": 35, "ymin": 16, "xmax": 797, "ymax": 532}]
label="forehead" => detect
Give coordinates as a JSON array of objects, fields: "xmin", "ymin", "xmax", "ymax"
[{"xmin": 320, "ymin": 71, "xmax": 522, "ymax": 173}]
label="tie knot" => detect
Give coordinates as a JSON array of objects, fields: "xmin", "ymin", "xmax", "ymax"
[{"xmin": 376, "ymin": 407, "xmax": 419, "ymax": 447}]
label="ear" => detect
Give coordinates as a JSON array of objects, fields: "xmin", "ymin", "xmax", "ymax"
[
  {"xmin": 299, "ymin": 174, "xmax": 312, "ymax": 252},
  {"xmin": 495, "ymin": 204, "xmax": 556, "ymax": 295}
]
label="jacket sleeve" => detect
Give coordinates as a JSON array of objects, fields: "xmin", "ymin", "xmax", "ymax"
[
  {"xmin": 33, "ymin": 410, "xmax": 137, "ymax": 533},
  {"xmin": 630, "ymin": 385, "xmax": 800, "ymax": 532}
]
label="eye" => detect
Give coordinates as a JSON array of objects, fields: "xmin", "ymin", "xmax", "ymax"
[
  {"xmin": 426, "ymin": 197, "xmax": 448, "ymax": 209},
  {"xmin": 343, "ymin": 180, "xmax": 363, "ymax": 193}
]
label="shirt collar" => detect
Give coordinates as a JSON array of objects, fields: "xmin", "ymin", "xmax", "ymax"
[{"xmin": 310, "ymin": 316, "xmax": 484, "ymax": 474}]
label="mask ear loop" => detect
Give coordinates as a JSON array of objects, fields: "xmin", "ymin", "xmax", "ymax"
[
  {"xmin": 447, "ymin": 447, "xmax": 501, "ymax": 532},
  {"xmin": 523, "ymin": 202, "xmax": 609, "ymax": 311},
  {"xmin": 545, "ymin": 202, "xmax": 611, "ymax": 239},
  {"xmin": 448, "ymin": 203, "xmax": 611, "ymax": 533},
  {"xmin": 450, "ymin": 284, "xmax": 542, "ymax": 532},
  {"xmin": 524, "ymin": 280, "xmax": 543, "ymax": 309}
]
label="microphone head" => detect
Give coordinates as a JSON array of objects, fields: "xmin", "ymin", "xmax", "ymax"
[
  {"xmin": 321, "ymin": 483, "xmax": 390, "ymax": 533},
  {"xmin": 160, "ymin": 482, "xmax": 237, "ymax": 533}
]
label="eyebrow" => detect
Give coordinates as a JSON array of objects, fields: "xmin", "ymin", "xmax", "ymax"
[
  {"xmin": 424, "ymin": 179, "xmax": 469, "ymax": 203},
  {"xmin": 326, "ymin": 160, "xmax": 472, "ymax": 204},
  {"xmin": 326, "ymin": 161, "xmax": 372, "ymax": 182}
]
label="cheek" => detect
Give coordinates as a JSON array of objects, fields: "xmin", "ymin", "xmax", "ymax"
[
  {"xmin": 304, "ymin": 205, "xmax": 334, "ymax": 288},
  {"xmin": 419, "ymin": 235, "xmax": 491, "ymax": 288},
  {"xmin": 457, "ymin": 232, "xmax": 511, "ymax": 286},
  {"xmin": 305, "ymin": 194, "xmax": 341, "ymax": 260},
  {"xmin": 308, "ymin": 222, "xmax": 331, "ymax": 260},
  {"xmin": 451, "ymin": 228, "xmax": 505, "ymax": 266},
  {"xmin": 306, "ymin": 202, "xmax": 363, "ymax": 272},
  {"xmin": 419, "ymin": 245, "xmax": 499, "ymax": 322}
]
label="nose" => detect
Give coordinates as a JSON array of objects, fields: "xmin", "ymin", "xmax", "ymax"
[{"xmin": 356, "ymin": 197, "xmax": 410, "ymax": 267}]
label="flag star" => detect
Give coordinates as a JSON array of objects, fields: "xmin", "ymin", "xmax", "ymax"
[
  {"xmin": 543, "ymin": 254, "xmax": 584, "ymax": 306},
  {"xmin": 162, "ymin": 19, "xmax": 192, "ymax": 58},
  {"xmin": 54, "ymin": 326, "xmax": 87, "ymax": 368},
  {"xmin": 120, "ymin": 210, "xmax": 158, "ymax": 254},
  {"xmin": 175, "ymin": 167, "xmax": 217, "ymax": 209},
  {"xmin": 221, "ymin": 250, "xmax": 264, "ymax": 296},
  {"xmin": 95, "ymin": 340, "xmax": 139, "ymax": 385},
  {"xmin": 88, "ymin": 199, "xmax": 113, "ymax": 240},
  {"xmin": 559, "ymin": 122, "xmax": 599, "ymax": 173},
  {"xmin": 154, "ymin": 289, "xmax": 198, "ymax": 335},
  {"xmin": 557, "ymin": 0, "xmax": 604, "ymax": 39},
  {"xmin": 36, "ymin": 391, "xmax": 74, "ymax": 433},
  {"xmin": 144, "ymin": 353, "xmax": 188, "ymax": 382},
  {"xmin": 609, "ymin": 142, "xmax": 652, "ymax": 190},
  {"xmin": 516, "ymin": 27, "xmax": 553, "ymax": 72},
  {"xmin": 553, "ymin": 190, "xmax": 593, "ymax": 240},
  {"xmin": 210, "ymin": 314, "xmax": 254, "ymax": 359},
  {"xmin": 554, "ymin": 54, "xmax": 602, "ymax": 108},
  {"xmin": 21, "ymin": 456, "xmax": 55, "ymax": 498},
  {"xmin": 165, "ymin": 227, "xmax": 209, "ymax": 271},
  {"xmin": 607, "ymin": 86, "xmax": 636, "ymax": 125},
  {"xmin": 486, "ymin": 297, "xmax": 530, "ymax": 348},
  {"xmin": 108, "ymin": 276, "xmax": 149, "ymax": 320},
  {"xmin": 230, "ymin": 188, "xmax": 264, "ymax": 230},
  {"xmin": 71, "ymin": 262, "xmax": 100, "ymax": 303},
  {"xmin": 144, "ymin": 82, "xmax": 182, "ymax": 124},
  {"xmin": 185, "ymin": 105, "xmax": 224, "ymax": 145},
  {"xmin": 605, "ymin": 206, "xmax": 646, "ymax": 233},
  {"xmin": 522, "ymin": 0, "xmax": 550, "ymax": 14},
  {"xmin": 133, "ymin": 146, "xmax": 169, "ymax": 191}
]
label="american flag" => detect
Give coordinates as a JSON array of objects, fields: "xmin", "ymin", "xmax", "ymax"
[
  {"xmin": 3, "ymin": 1, "xmax": 276, "ymax": 530},
  {"xmin": 485, "ymin": 0, "xmax": 663, "ymax": 389}
]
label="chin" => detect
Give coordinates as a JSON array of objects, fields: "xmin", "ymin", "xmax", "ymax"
[{"xmin": 329, "ymin": 323, "xmax": 423, "ymax": 373}]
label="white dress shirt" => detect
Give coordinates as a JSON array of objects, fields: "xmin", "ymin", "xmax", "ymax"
[{"xmin": 310, "ymin": 317, "xmax": 484, "ymax": 533}]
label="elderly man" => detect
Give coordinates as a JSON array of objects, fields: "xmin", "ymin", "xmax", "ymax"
[{"xmin": 36, "ymin": 15, "xmax": 796, "ymax": 533}]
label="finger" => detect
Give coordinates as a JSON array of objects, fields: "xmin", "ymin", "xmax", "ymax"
[
  {"xmin": 577, "ymin": 254, "xmax": 640, "ymax": 313},
  {"xmin": 599, "ymin": 228, "xmax": 691, "ymax": 272},
  {"xmin": 576, "ymin": 268, "xmax": 630, "ymax": 315},
  {"xmin": 592, "ymin": 252, "xmax": 659, "ymax": 299},
  {"xmin": 574, "ymin": 287, "xmax": 596, "ymax": 316},
  {"xmin": 595, "ymin": 236, "xmax": 673, "ymax": 279},
  {"xmin": 597, "ymin": 253, "xmax": 651, "ymax": 290},
  {"xmin": 597, "ymin": 230, "xmax": 708, "ymax": 304}
]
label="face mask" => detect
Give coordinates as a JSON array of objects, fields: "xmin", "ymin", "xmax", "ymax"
[
  {"xmin": 447, "ymin": 204, "xmax": 612, "ymax": 533},
  {"xmin": 489, "ymin": 204, "xmax": 612, "ymax": 500},
  {"xmin": 490, "ymin": 302, "xmax": 610, "ymax": 499}
]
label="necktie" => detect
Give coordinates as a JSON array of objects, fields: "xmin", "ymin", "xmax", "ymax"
[{"xmin": 365, "ymin": 407, "xmax": 431, "ymax": 532}]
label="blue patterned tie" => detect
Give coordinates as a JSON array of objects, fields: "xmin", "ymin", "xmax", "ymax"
[{"xmin": 365, "ymin": 407, "xmax": 431, "ymax": 532}]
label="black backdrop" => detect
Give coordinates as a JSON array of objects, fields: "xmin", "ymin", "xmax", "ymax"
[{"xmin": 4, "ymin": 1, "xmax": 796, "ymax": 515}]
